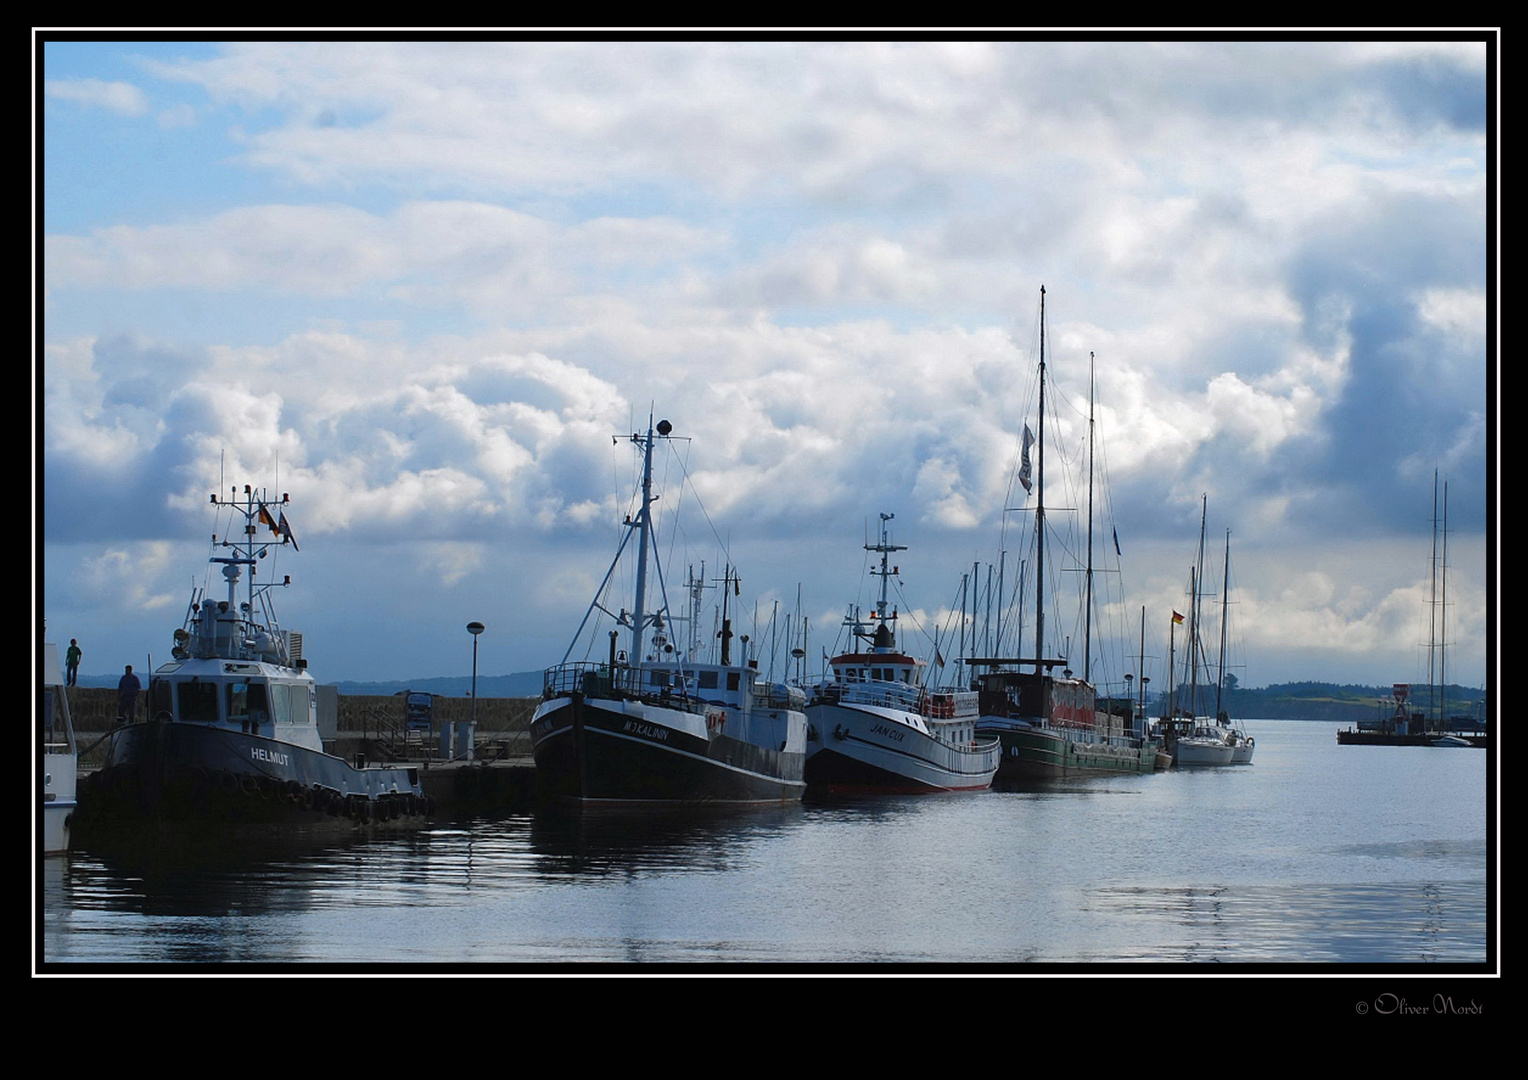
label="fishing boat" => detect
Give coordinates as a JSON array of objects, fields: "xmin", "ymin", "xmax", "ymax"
[
  {"xmin": 529, "ymin": 416, "xmax": 808, "ymax": 805},
  {"xmin": 40, "ymin": 641, "xmax": 78, "ymax": 855},
  {"xmin": 971, "ymin": 287, "xmax": 1160, "ymax": 779},
  {"xmin": 802, "ymin": 515, "xmax": 1000, "ymax": 794},
  {"xmin": 72, "ymin": 485, "xmax": 431, "ymax": 837}
]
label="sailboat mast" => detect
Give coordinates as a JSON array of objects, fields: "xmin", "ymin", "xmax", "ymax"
[
  {"xmin": 1084, "ymin": 351, "xmax": 1095, "ymax": 683},
  {"xmin": 1215, "ymin": 528, "xmax": 1230, "ymax": 721},
  {"xmin": 1428, "ymin": 469, "xmax": 1439, "ymax": 725},
  {"xmin": 1138, "ymin": 605, "xmax": 1147, "ymax": 719},
  {"xmin": 1440, "ymin": 478, "xmax": 1448, "ymax": 725},
  {"xmin": 1034, "ymin": 286, "xmax": 1047, "ymax": 675},
  {"xmin": 1189, "ymin": 495, "xmax": 1207, "ymax": 716}
]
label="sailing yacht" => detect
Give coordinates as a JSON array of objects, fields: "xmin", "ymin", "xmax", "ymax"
[
  {"xmin": 1155, "ymin": 501, "xmax": 1249, "ymax": 766},
  {"xmin": 971, "ymin": 287, "xmax": 1160, "ymax": 778}
]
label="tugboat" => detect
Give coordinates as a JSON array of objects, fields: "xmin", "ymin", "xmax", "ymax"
[
  {"xmin": 803, "ymin": 514, "xmax": 1000, "ymax": 795},
  {"xmin": 529, "ymin": 416, "xmax": 808, "ymax": 804},
  {"xmin": 73, "ymin": 485, "xmax": 431, "ymax": 837}
]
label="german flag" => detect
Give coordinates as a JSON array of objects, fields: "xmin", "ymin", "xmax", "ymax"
[{"xmin": 257, "ymin": 502, "xmax": 280, "ymax": 535}]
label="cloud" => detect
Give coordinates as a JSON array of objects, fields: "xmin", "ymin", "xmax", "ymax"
[
  {"xmin": 45, "ymin": 77, "xmax": 149, "ymax": 116},
  {"xmin": 40, "ymin": 39, "xmax": 1491, "ymax": 688}
]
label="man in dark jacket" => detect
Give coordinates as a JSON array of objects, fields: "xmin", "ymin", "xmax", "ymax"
[{"xmin": 117, "ymin": 665, "xmax": 141, "ymax": 724}]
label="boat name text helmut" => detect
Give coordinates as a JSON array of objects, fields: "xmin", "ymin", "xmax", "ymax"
[
  {"xmin": 870, "ymin": 722, "xmax": 906, "ymax": 743},
  {"xmin": 252, "ymin": 746, "xmax": 290, "ymax": 766},
  {"xmin": 623, "ymin": 719, "xmax": 670, "ymax": 742}
]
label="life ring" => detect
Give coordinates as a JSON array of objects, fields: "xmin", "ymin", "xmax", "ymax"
[{"xmin": 707, "ymin": 710, "xmax": 726, "ymax": 732}]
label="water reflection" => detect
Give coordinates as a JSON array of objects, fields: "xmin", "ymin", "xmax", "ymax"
[{"xmin": 527, "ymin": 802, "xmax": 805, "ymax": 877}]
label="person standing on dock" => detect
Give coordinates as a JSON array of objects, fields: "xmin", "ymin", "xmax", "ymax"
[
  {"xmin": 117, "ymin": 664, "xmax": 141, "ymax": 724},
  {"xmin": 65, "ymin": 639, "xmax": 82, "ymax": 686}
]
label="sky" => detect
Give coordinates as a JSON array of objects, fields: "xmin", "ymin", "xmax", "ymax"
[{"xmin": 37, "ymin": 34, "xmax": 1495, "ymax": 698}]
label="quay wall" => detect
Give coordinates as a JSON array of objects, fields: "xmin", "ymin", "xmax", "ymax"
[{"xmin": 64, "ymin": 687, "xmax": 538, "ymax": 733}]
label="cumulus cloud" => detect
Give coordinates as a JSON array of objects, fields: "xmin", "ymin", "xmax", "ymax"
[
  {"xmin": 41, "ymin": 39, "xmax": 1490, "ymax": 686},
  {"xmin": 45, "ymin": 77, "xmax": 149, "ymax": 115}
]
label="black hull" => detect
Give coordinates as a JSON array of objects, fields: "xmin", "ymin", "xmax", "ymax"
[
  {"xmin": 74, "ymin": 720, "xmax": 432, "ymax": 837},
  {"xmin": 531, "ymin": 695, "xmax": 806, "ymax": 804}
]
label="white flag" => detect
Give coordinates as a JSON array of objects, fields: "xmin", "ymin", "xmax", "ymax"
[{"xmin": 1019, "ymin": 424, "xmax": 1034, "ymax": 493}]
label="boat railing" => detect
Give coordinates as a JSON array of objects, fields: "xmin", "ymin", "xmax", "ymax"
[
  {"xmin": 831, "ymin": 679, "xmax": 926, "ymax": 713},
  {"xmin": 544, "ymin": 662, "xmax": 643, "ymax": 699},
  {"xmin": 922, "ymin": 689, "xmax": 980, "ymax": 720},
  {"xmin": 544, "ymin": 662, "xmax": 730, "ymax": 713}
]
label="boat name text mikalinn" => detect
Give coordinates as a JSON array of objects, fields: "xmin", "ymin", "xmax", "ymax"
[{"xmin": 624, "ymin": 720, "xmax": 669, "ymax": 742}]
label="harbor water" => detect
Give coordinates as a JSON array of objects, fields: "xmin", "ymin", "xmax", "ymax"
[{"xmin": 38, "ymin": 720, "xmax": 1493, "ymax": 969}]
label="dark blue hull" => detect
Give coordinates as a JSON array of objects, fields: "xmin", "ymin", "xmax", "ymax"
[
  {"xmin": 531, "ymin": 694, "xmax": 806, "ymax": 804},
  {"xmin": 74, "ymin": 719, "xmax": 432, "ymax": 836}
]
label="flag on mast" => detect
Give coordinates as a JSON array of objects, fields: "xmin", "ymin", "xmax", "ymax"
[
  {"xmin": 257, "ymin": 502, "xmax": 279, "ymax": 535},
  {"xmin": 1018, "ymin": 424, "xmax": 1034, "ymax": 493},
  {"xmin": 278, "ymin": 511, "xmax": 299, "ymax": 551},
  {"xmin": 1171, "ymin": 611, "xmax": 1185, "ymax": 625}
]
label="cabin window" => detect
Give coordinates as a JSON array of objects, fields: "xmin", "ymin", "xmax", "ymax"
[
  {"xmin": 227, "ymin": 680, "xmax": 271, "ymax": 725},
  {"xmin": 727, "ymin": 672, "xmax": 740, "ymax": 691},
  {"xmin": 177, "ymin": 681, "xmax": 219, "ymax": 723},
  {"xmin": 648, "ymin": 670, "xmax": 670, "ymax": 688},
  {"xmin": 270, "ymin": 682, "xmax": 291, "ymax": 726},
  {"xmin": 290, "ymin": 684, "xmax": 310, "ymax": 723},
  {"xmin": 698, "ymin": 670, "xmax": 719, "ymax": 690}
]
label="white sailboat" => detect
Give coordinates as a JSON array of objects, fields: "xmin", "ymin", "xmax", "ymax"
[{"xmin": 1157, "ymin": 498, "xmax": 1245, "ymax": 766}]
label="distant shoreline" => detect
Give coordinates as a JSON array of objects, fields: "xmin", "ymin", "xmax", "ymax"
[{"xmin": 61, "ymin": 671, "xmax": 1484, "ymax": 723}]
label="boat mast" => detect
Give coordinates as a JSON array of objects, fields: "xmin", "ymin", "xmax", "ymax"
[
  {"xmin": 1084, "ymin": 351, "xmax": 1095, "ymax": 683},
  {"xmin": 1215, "ymin": 528, "xmax": 1230, "ymax": 722},
  {"xmin": 629, "ymin": 416, "xmax": 656, "ymax": 663},
  {"xmin": 1138, "ymin": 605, "xmax": 1147, "ymax": 719},
  {"xmin": 1440, "ymin": 477, "xmax": 1448, "ymax": 726},
  {"xmin": 1034, "ymin": 286, "xmax": 1047, "ymax": 676},
  {"xmin": 1188, "ymin": 495, "xmax": 1207, "ymax": 716},
  {"xmin": 867, "ymin": 512, "xmax": 906, "ymax": 633},
  {"xmin": 1427, "ymin": 469, "xmax": 1439, "ymax": 726}
]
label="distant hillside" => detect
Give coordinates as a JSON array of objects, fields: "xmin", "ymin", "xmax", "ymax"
[
  {"xmin": 62, "ymin": 669, "xmax": 1487, "ymax": 717},
  {"xmin": 1206, "ymin": 681, "xmax": 1486, "ymax": 722},
  {"xmin": 328, "ymin": 671, "xmax": 545, "ymax": 698}
]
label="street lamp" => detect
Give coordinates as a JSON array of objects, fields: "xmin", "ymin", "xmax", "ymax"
[{"xmin": 467, "ymin": 622, "xmax": 485, "ymax": 732}]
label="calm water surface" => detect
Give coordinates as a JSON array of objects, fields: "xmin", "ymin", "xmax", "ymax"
[{"xmin": 38, "ymin": 721, "xmax": 1493, "ymax": 967}]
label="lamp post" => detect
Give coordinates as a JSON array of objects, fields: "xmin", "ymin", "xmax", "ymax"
[{"xmin": 467, "ymin": 622, "xmax": 485, "ymax": 728}]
